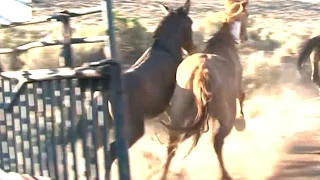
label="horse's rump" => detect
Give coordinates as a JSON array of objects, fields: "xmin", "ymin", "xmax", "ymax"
[
  {"xmin": 191, "ymin": 55, "xmax": 212, "ymax": 128},
  {"xmin": 162, "ymin": 54, "xmax": 212, "ymax": 157},
  {"xmin": 167, "ymin": 53, "xmax": 239, "ymax": 156},
  {"xmin": 184, "ymin": 55, "xmax": 212, "ymax": 157}
]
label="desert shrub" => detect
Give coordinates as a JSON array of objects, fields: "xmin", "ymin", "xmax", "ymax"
[
  {"xmin": 114, "ymin": 14, "xmax": 152, "ymax": 64},
  {"xmin": 192, "ymin": 12, "xmax": 222, "ymax": 51},
  {"xmin": 0, "ymin": 11, "xmax": 152, "ymax": 71}
]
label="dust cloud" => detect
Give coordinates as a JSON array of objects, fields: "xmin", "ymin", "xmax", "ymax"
[{"xmin": 110, "ymin": 44, "xmax": 320, "ymax": 180}]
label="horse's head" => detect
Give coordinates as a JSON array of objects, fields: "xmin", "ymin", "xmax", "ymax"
[
  {"xmin": 154, "ymin": 0, "xmax": 195, "ymax": 55},
  {"xmin": 222, "ymin": 0, "xmax": 249, "ymax": 44}
]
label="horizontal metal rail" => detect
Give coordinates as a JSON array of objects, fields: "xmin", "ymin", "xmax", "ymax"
[
  {"xmin": 0, "ymin": 59, "xmax": 116, "ymax": 110},
  {"xmin": 0, "ymin": 6, "xmax": 102, "ymax": 29},
  {"xmin": 0, "ymin": 36, "xmax": 108, "ymax": 54}
]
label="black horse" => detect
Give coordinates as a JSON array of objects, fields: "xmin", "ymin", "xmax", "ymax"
[{"xmin": 103, "ymin": 0, "xmax": 195, "ymax": 177}]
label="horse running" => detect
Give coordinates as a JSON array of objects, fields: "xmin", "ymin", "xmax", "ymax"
[
  {"xmin": 297, "ymin": 34, "xmax": 320, "ymax": 92},
  {"xmin": 160, "ymin": 1, "xmax": 249, "ymax": 179},
  {"xmin": 103, "ymin": 0, "xmax": 195, "ymax": 176}
]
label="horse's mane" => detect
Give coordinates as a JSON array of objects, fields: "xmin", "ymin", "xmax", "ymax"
[
  {"xmin": 207, "ymin": 23, "xmax": 233, "ymax": 45},
  {"xmin": 204, "ymin": 23, "xmax": 235, "ymax": 53},
  {"xmin": 153, "ymin": 7, "xmax": 187, "ymax": 38},
  {"xmin": 127, "ymin": 7, "xmax": 188, "ymax": 71}
]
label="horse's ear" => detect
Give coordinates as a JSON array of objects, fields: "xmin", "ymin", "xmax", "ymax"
[
  {"xmin": 159, "ymin": 3, "xmax": 170, "ymax": 15},
  {"xmin": 241, "ymin": 0, "xmax": 248, "ymax": 8},
  {"xmin": 182, "ymin": 0, "xmax": 190, "ymax": 14}
]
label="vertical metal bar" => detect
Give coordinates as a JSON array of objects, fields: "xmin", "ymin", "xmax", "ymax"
[
  {"xmin": 18, "ymin": 86, "xmax": 27, "ymax": 174},
  {"xmin": 14, "ymin": 95, "xmax": 24, "ymax": 174},
  {"xmin": 60, "ymin": 15, "xmax": 73, "ymax": 67},
  {"xmin": 0, "ymin": 80, "xmax": 6, "ymax": 170},
  {"xmin": 40, "ymin": 81, "xmax": 51, "ymax": 177},
  {"xmin": 57, "ymin": 80, "xmax": 69, "ymax": 180},
  {"xmin": 28, "ymin": 83, "xmax": 41, "ymax": 175},
  {"xmin": 50, "ymin": 80, "xmax": 59, "ymax": 179},
  {"xmin": 95, "ymin": 90, "xmax": 107, "ymax": 180},
  {"xmin": 105, "ymin": 0, "xmax": 118, "ymax": 59},
  {"xmin": 32, "ymin": 83, "xmax": 43, "ymax": 175},
  {"xmin": 9, "ymin": 82, "xmax": 19, "ymax": 173},
  {"xmin": 1, "ymin": 80, "xmax": 11, "ymax": 171},
  {"xmin": 101, "ymin": 87, "xmax": 110, "ymax": 180},
  {"xmin": 109, "ymin": 63, "xmax": 130, "ymax": 180},
  {"xmin": 25, "ymin": 83, "xmax": 35, "ymax": 175},
  {"xmin": 85, "ymin": 80, "xmax": 98, "ymax": 178},
  {"xmin": 79, "ymin": 85, "xmax": 91, "ymax": 179},
  {"xmin": 5, "ymin": 80, "xmax": 17, "ymax": 172},
  {"xmin": 67, "ymin": 79, "xmax": 79, "ymax": 179},
  {"xmin": 0, "ymin": 79, "xmax": 4, "ymax": 169},
  {"xmin": 90, "ymin": 81, "xmax": 100, "ymax": 180}
]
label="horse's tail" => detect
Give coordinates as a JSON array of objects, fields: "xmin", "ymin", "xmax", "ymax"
[
  {"xmin": 182, "ymin": 58, "xmax": 212, "ymax": 158},
  {"xmin": 160, "ymin": 57, "xmax": 211, "ymax": 158},
  {"xmin": 297, "ymin": 35, "xmax": 320, "ymax": 71}
]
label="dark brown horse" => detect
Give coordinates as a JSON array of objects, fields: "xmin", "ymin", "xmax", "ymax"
[
  {"xmin": 160, "ymin": 1, "xmax": 249, "ymax": 179},
  {"xmin": 297, "ymin": 34, "xmax": 320, "ymax": 92},
  {"xmin": 104, "ymin": 0, "xmax": 195, "ymax": 176}
]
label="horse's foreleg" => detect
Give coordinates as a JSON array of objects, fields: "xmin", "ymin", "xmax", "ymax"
[
  {"xmin": 238, "ymin": 92, "xmax": 245, "ymax": 117},
  {"xmin": 151, "ymin": 106, "xmax": 171, "ymax": 144},
  {"xmin": 106, "ymin": 96, "xmax": 145, "ymax": 179},
  {"xmin": 160, "ymin": 132, "xmax": 180, "ymax": 180},
  {"xmin": 214, "ymin": 120, "xmax": 233, "ymax": 180},
  {"xmin": 107, "ymin": 118, "xmax": 144, "ymax": 176}
]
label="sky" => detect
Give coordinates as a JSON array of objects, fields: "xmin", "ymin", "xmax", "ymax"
[{"xmin": 0, "ymin": 0, "xmax": 32, "ymax": 25}]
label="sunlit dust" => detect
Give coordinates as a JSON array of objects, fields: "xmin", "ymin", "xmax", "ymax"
[{"xmin": 111, "ymin": 33, "xmax": 320, "ymax": 180}]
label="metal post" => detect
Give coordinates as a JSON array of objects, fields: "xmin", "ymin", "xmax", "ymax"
[
  {"xmin": 107, "ymin": 61, "xmax": 130, "ymax": 180},
  {"xmin": 58, "ymin": 15, "xmax": 73, "ymax": 67},
  {"xmin": 105, "ymin": 0, "xmax": 118, "ymax": 59}
]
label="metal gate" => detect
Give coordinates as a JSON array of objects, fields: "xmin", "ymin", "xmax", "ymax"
[
  {"xmin": 0, "ymin": 0, "xmax": 130, "ymax": 179},
  {"xmin": 0, "ymin": 60, "xmax": 130, "ymax": 179}
]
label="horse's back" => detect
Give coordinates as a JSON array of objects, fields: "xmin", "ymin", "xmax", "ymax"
[
  {"xmin": 176, "ymin": 53, "xmax": 235, "ymax": 89},
  {"xmin": 176, "ymin": 53, "xmax": 206, "ymax": 88},
  {"xmin": 124, "ymin": 48, "xmax": 180, "ymax": 118},
  {"xmin": 173, "ymin": 52, "xmax": 238, "ymax": 124}
]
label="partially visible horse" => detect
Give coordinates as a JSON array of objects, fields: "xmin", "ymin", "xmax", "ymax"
[
  {"xmin": 160, "ymin": 1, "xmax": 249, "ymax": 179},
  {"xmin": 103, "ymin": 0, "xmax": 195, "ymax": 176},
  {"xmin": 297, "ymin": 34, "xmax": 320, "ymax": 92}
]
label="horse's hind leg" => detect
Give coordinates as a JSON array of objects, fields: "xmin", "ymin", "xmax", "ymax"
[
  {"xmin": 238, "ymin": 92, "xmax": 245, "ymax": 117},
  {"xmin": 310, "ymin": 48, "xmax": 320, "ymax": 86},
  {"xmin": 160, "ymin": 132, "xmax": 180, "ymax": 180},
  {"xmin": 214, "ymin": 119, "xmax": 233, "ymax": 180},
  {"xmin": 311, "ymin": 47, "xmax": 320, "ymax": 93},
  {"xmin": 234, "ymin": 92, "xmax": 246, "ymax": 131}
]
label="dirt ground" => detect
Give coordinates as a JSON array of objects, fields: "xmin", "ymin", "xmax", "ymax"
[
  {"xmin": 3, "ymin": 0, "xmax": 320, "ymax": 179},
  {"xmin": 109, "ymin": 0, "xmax": 320, "ymax": 180}
]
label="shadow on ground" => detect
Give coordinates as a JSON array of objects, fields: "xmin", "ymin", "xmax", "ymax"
[{"xmin": 268, "ymin": 127, "xmax": 320, "ymax": 180}]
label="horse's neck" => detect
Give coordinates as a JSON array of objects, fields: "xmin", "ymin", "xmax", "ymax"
[
  {"xmin": 152, "ymin": 37, "xmax": 183, "ymax": 61},
  {"xmin": 129, "ymin": 37, "xmax": 183, "ymax": 70},
  {"xmin": 204, "ymin": 31, "xmax": 236, "ymax": 58},
  {"xmin": 125, "ymin": 38, "xmax": 183, "ymax": 84}
]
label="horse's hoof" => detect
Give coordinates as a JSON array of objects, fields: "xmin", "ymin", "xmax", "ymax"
[
  {"xmin": 234, "ymin": 116, "xmax": 246, "ymax": 132},
  {"xmin": 159, "ymin": 175, "xmax": 168, "ymax": 180},
  {"xmin": 221, "ymin": 175, "xmax": 233, "ymax": 180},
  {"xmin": 222, "ymin": 178, "xmax": 232, "ymax": 180}
]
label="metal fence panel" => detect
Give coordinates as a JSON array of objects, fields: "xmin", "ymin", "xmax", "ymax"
[{"xmin": 0, "ymin": 61, "xmax": 130, "ymax": 180}]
